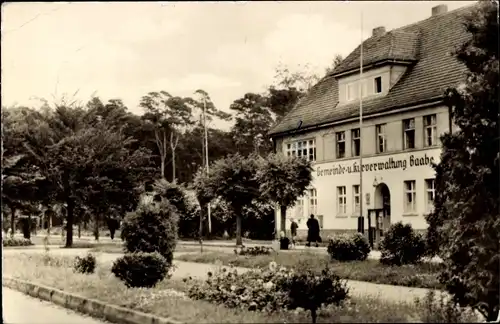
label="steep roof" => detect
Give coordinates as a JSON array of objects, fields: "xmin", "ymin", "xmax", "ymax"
[{"xmin": 269, "ymin": 4, "xmax": 476, "ymax": 137}]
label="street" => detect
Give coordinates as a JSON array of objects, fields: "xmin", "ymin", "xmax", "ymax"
[{"xmin": 2, "ymin": 287, "xmax": 109, "ymax": 324}]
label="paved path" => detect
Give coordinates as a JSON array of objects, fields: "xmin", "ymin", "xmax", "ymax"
[
  {"xmin": 3, "ymin": 248, "xmax": 441, "ymax": 305},
  {"xmin": 3, "ymin": 287, "xmax": 109, "ymax": 324}
]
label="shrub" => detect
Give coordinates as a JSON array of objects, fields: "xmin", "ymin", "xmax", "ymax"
[
  {"xmin": 187, "ymin": 261, "xmax": 348, "ymax": 323},
  {"xmin": 415, "ymin": 290, "xmax": 481, "ymax": 323},
  {"xmin": 2, "ymin": 237, "xmax": 33, "ymax": 247},
  {"xmin": 73, "ymin": 253, "xmax": 96, "ymax": 274},
  {"xmin": 379, "ymin": 222, "xmax": 426, "ymax": 266},
  {"xmin": 111, "ymin": 252, "xmax": 171, "ymax": 288},
  {"xmin": 234, "ymin": 246, "xmax": 273, "ymax": 256},
  {"xmin": 327, "ymin": 233, "xmax": 370, "ymax": 261},
  {"xmin": 121, "ymin": 199, "xmax": 178, "ymax": 264}
]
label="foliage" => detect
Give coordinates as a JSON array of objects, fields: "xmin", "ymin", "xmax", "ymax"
[
  {"xmin": 425, "ymin": 2, "xmax": 499, "ymax": 321},
  {"xmin": 327, "ymin": 233, "xmax": 371, "ymax": 262},
  {"xmin": 73, "ymin": 253, "xmax": 96, "ymax": 274},
  {"xmin": 234, "ymin": 246, "xmax": 274, "ymax": 256},
  {"xmin": 187, "ymin": 261, "xmax": 348, "ymax": 323},
  {"xmin": 2, "ymin": 237, "xmax": 33, "ymax": 247},
  {"xmin": 111, "ymin": 252, "xmax": 171, "ymax": 288},
  {"xmin": 379, "ymin": 222, "xmax": 426, "ymax": 266},
  {"xmin": 120, "ymin": 199, "xmax": 178, "ymax": 264},
  {"xmin": 415, "ymin": 290, "xmax": 481, "ymax": 323},
  {"xmin": 193, "ymin": 154, "xmax": 261, "ymax": 245},
  {"xmin": 257, "ymin": 153, "xmax": 313, "ymax": 233}
]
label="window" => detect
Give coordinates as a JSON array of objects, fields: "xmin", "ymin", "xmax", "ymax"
[
  {"xmin": 353, "ymin": 185, "xmax": 360, "ymax": 214},
  {"xmin": 295, "ymin": 198, "xmax": 304, "ymax": 219},
  {"xmin": 425, "ymin": 179, "xmax": 436, "ymax": 214},
  {"xmin": 308, "ymin": 189, "xmax": 317, "ymax": 215},
  {"xmin": 351, "ymin": 128, "xmax": 360, "ymax": 157},
  {"xmin": 374, "ymin": 76, "xmax": 382, "ymax": 93},
  {"xmin": 286, "ymin": 139, "xmax": 316, "ymax": 161},
  {"xmin": 336, "ymin": 131, "xmax": 346, "ymax": 158},
  {"xmin": 403, "ymin": 118, "xmax": 415, "ymax": 150},
  {"xmin": 424, "ymin": 114, "xmax": 437, "ymax": 147},
  {"xmin": 346, "ymin": 83, "xmax": 359, "ymax": 101},
  {"xmin": 337, "ymin": 186, "xmax": 347, "ymax": 215},
  {"xmin": 316, "ymin": 215, "xmax": 324, "ymax": 229},
  {"xmin": 376, "ymin": 124, "xmax": 386, "ymax": 153},
  {"xmin": 404, "ymin": 180, "xmax": 416, "ymax": 213}
]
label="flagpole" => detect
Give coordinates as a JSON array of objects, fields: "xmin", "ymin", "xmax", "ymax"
[
  {"xmin": 359, "ymin": 10, "xmax": 364, "ymax": 235},
  {"xmin": 202, "ymin": 95, "xmax": 212, "ymax": 234}
]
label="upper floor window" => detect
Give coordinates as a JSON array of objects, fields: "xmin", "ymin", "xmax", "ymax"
[
  {"xmin": 286, "ymin": 139, "xmax": 316, "ymax": 162},
  {"xmin": 376, "ymin": 124, "xmax": 386, "ymax": 153},
  {"xmin": 351, "ymin": 128, "xmax": 360, "ymax": 157},
  {"xmin": 403, "ymin": 118, "xmax": 415, "ymax": 150},
  {"xmin": 346, "ymin": 83, "xmax": 359, "ymax": 101},
  {"xmin": 424, "ymin": 114, "xmax": 437, "ymax": 147},
  {"xmin": 336, "ymin": 131, "xmax": 346, "ymax": 159},
  {"xmin": 345, "ymin": 76, "xmax": 382, "ymax": 102}
]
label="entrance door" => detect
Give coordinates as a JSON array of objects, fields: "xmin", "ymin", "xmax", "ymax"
[{"xmin": 375, "ymin": 183, "xmax": 391, "ymax": 235}]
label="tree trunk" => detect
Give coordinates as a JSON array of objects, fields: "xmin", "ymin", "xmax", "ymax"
[
  {"xmin": 199, "ymin": 204, "xmax": 204, "ymax": 252},
  {"xmin": 310, "ymin": 308, "xmax": 317, "ymax": 324},
  {"xmin": 94, "ymin": 214, "xmax": 100, "ymax": 241},
  {"xmin": 236, "ymin": 212, "xmax": 243, "ymax": 246},
  {"xmin": 26, "ymin": 214, "xmax": 32, "ymax": 239},
  {"xmin": 78, "ymin": 222, "xmax": 81, "ymax": 239},
  {"xmin": 65, "ymin": 199, "xmax": 74, "ymax": 248},
  {"xmin": 160, "ymin": 156, "xmax": 165, "ymax": 179},
  {"xmin": 10, "ymin": 207, "xmax": 15, "ymax": 237},
  {"xmin": 486, "ymin": 306, "xmax": 499, "ymax": 322},
  {"xmin": 171, "ymin": 132, "xmax": 179, "ymax": 183},
  {"xmin": 280, "ymin": 205, "xmax": 287, "ymax": 235}
]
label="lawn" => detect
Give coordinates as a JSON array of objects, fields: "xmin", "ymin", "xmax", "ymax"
[
  {"xmin": 176, "ymin": 251, "xmax": 444, "ymax": 290},
  {"xmin": 3, "ymin": 252, "xmax": 472, "ymax": 323}
]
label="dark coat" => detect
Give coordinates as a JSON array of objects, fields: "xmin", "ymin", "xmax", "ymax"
[{"xmin": 306, "ymin": 218, "xmax": 320, "ymax": 242}]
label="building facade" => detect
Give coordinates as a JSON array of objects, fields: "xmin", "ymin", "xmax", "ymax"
[{"xmin": 269, "ymin": 4, "xmax": 475, "ymax": 240}]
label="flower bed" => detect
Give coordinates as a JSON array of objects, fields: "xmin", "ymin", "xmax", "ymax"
[
  {"xmin": 2, "ymin": 252, "xmax": 477, "ymax": 323},
  {"xmin": 176, "ymin": 251, "xmax": 444, "ymax": 289}
]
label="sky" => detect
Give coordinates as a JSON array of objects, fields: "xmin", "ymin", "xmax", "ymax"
[{"xmin": 2, "ymin": 1, "xmax": 475, "ymax": 130}]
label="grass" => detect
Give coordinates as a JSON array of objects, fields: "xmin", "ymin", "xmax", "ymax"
[
  {"xmin": 176, "ymin": 251, "xmax": 444, "ymax": 290},
  {"xmin": 2, "ymin": 252, "xmax": 460, "ymax": 323}
]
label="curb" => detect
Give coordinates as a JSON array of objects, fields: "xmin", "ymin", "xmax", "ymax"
[{"xmin": 2, "ymin": 277, "xmax": 182, "ymax": 324}]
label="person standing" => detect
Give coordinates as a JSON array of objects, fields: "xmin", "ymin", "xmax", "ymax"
[
  {"xmin": 306, "ymin": 214, "xmax": 320, "ymax": 247},
  {"xmin": 290, "ymin": 218, "xmax": 298, "ymax": 247}
]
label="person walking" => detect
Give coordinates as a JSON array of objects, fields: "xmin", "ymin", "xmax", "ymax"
[
  {"xmin": 290, "ymin": 218, "xmax": 298, "ymax": 248},
  {"xmin": 306, "ymin": 214, "xmax": 320, "ymax": 247}
]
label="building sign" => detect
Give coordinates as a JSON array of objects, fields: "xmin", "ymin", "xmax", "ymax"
[{"xmin": 317, "ymin": 153, "xmax": 436, "ymax": 177}]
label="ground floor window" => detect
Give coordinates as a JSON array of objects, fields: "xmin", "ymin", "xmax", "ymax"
[
  {"xmin": 352, "ymin": 185, "xmax": 360, "ymax": 215},
  {"xmin": 425, "ymin": 178, "xmax": 435, "ymax": 213},
  {"xmin": 337, "ymin": 186, "xmax": 347, "ymax": 215},
  {"xmin": 404, "ymin": 180, "xmax": 416, "ymax": 213},
  {"xmin": 308, "ymin": 188, "xmax": 317, "ymax": 216}
]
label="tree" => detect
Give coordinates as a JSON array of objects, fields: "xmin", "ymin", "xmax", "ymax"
[
  {"xmin": 257, "ymin": 153, "xmax": 313, "ymax": 236},
  {"xmin": 193, "ymin": 154, "xmax": 261, "ymax": 246},
  {"xmin": 140, "ymin": 91, "xmax": 194, "ymax": 182},
  {"xmin": 325, "ymin": 54, "xmax": 344, "ymax": 75},
  {"xmin": 23, "ymin": 105, "xmax": 153, "ymax": 247},
  {"xmin": 229, "ymin": 93, "xmax": 274, "ymax": 156},
  {"xmin": 426, "ymin": 2, "xmax": 499, "ymax": 321}
]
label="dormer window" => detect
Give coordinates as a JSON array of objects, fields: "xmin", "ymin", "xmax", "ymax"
[
  {"xmin": 346, "ymin": 76, "xmax": 383, "ymax": 102},
  {"xmin": 374, "ymin": 76, "xmax": 382, "ymax": 93}
]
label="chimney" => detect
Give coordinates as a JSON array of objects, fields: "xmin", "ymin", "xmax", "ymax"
[
  {"xmin": 431, "ymin": 4, "xmax": 448, "ymax": 16},
  {"xmin": 372, "ymin": 26, "xmax": 386, "ymax": 37}
]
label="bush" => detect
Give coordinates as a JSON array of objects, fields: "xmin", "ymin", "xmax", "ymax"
[
  {"xmin": 327, "ymin": 233, "xmax": 370, "ymax": 261},
  {"xmin": 187, "ymin": 261, "xmax": 348, "ymax": 323},
  {"xmin": 379, "ymin": 222, "xmax": 426, "ymax": 266},
  {"xmin": 121, "ymin": 199, "xmax": 178, "ymax": 264},
  {"xmin": 111, "ymin": 252, "xmax": 171, "ymax": 288},
  {"xmin": 234, "ymin": 246, "xmax": 274, "ymax": 256},
  {"xmin": 2, "ymin": 237, "xmax": 33, "ymax": 247},
  {"xmin": 415, "ymin": 290, "xmax": 481, "ymax": 323},
  {"xmin": 73, "ymin": 253, "xmax": 96, "ymax": 274}
]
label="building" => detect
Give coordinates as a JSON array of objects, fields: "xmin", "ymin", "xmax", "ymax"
[{"xmin": 269, "ymin": 4, "xmax": 476, "ymax": 243}]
